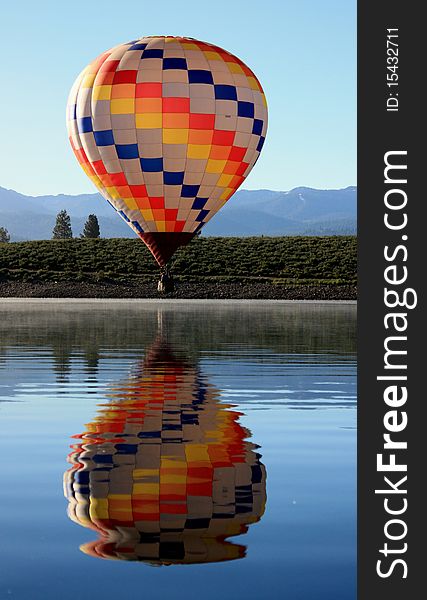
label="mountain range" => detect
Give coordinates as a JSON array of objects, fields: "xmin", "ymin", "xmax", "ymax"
[{"xmin": 0, "ymin": 185, "xmax": 356, "ymax": 241}]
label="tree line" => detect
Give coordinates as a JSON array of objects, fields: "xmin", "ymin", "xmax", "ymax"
[{"xmin": 0, "ymin": 211, "xmax": 100, "ymax": 242}]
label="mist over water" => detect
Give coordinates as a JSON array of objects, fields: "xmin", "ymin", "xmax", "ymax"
[{"xmin": 0, "ymin": 301, "xmax": 356, "ymax": 600}]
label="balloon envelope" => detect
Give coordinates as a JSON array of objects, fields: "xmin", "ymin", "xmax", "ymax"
[{"xmin": 66, "ymin": 36, "xmax": 268, "ymax": 265}]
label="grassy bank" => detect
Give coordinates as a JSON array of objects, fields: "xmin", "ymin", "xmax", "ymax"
[{"xmin": 0, "ymin": 236, "xmax": 356, "ymax": 282}]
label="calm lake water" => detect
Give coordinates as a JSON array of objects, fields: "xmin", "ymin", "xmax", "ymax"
[{"xmin": 0, "ymin": 301, "xmax": 356, "ymax": 600}]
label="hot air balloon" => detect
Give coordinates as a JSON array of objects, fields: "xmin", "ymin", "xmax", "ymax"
[
  {"xmin": 64, "ymin": 336, "xmax": 266, "ymax": 564},
  {"xmin": 66, "ymin": 36, "xmax": 268, "ymax": 272}
]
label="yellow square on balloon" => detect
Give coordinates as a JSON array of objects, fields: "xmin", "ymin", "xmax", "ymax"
[
  {"xmin": 204, "ymin": 51, "xmax": 221, "ymax": 61},
  {"xmin": 220, "ymin": 187, "xmax": 234, "ymax": 201},
  {"xmin": 105, "ymin": 186, "xmax": 120, "ymax": 199},
  {"xmin": 111, "ymin": 98, "xmax": 135, "ymax": 114},
  {"xmin": 217, "ymin": 173, "xmax": 234, "ymax": 187},
  {"xmin": 163, "ymin": 129, "xmax": 188, "ymax": 144},
  {"xmin": 156, "ymin": 221, "xmax": 166, "ymax": 232},
  {"xmin": 82, "ymin": 73, "xmax": 96, "ymax": 88},
  {"xmin": 125, "ymin": 198, "xmax": 138, "ymax": 210},
  {"xmin": 228, "ymin": 62, "xmax": 244, "ymax": 74},
  {"xmin": 140, "ymin": 208, "xmax": 154, "ymax": 221},
  {"xmin": 92, "ymin": 85, "xmax": 112, "ymax": 101},
  {"xmin": 136, "ymin": 113, "xmax": 162, "ymax": 128},
  {"xmin": 206, "ymin": 159, "xmax": 227, "ymax": 173},
  {"xmin": 187, "ymin": 144, "xmax": 210, "ymax": 159},
  {"xmin": 89, "ymin": 498, "xmax": 109, "ymax": 520}
]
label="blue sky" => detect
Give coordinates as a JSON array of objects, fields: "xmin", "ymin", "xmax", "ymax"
[{"xmin": 0, "ymin": 0, "xmax": 355, "ymax": 196}]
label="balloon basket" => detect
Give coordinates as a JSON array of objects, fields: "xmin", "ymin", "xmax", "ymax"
[{"xmin": 157, "ymin": 267, "xmax": 175, "ymax": 294}]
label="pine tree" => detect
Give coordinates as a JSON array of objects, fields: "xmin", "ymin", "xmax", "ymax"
[
  {"xmin": 81, "ymin": 214, "xmax": 100, "ymax": 239},
  {"xmin": 52, "ymin": 210, "xmax": 73, "ymax": 239},
  {"xmin": 0, "ymin": 227, "xmax": 10, "ymax": 243}
]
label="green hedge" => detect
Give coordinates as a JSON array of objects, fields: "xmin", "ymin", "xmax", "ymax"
[{"xmin": 0, "ymin": 236, "xmax": 357, "ymax": 283}]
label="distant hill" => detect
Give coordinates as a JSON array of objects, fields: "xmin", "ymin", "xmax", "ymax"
[{"xmin": 0, "ymin": 185, "xmax": 356, "ymax": 241}]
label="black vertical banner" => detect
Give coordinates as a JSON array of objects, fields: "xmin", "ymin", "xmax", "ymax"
[{"xmin": 358, "ymin": 1, "xmax": 423, "ymax": 598}]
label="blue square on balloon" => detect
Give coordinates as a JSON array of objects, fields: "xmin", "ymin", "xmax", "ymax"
[
  {"xmin": 196, "ymin": 209, "xmax": 209, "ymax": 222},
  {"xmin": 192, "ymin": 197, "xmax": 208, "ymax": 209},
  {"xmin": 214, "ymin": 85, "xmax": 237, "ymax": 100},
  {"xmin": 181, "ymin": 184, "xmax": 200, "ymax": 197},
  {"xmin": 77, "ymin": 116, "xmax": 92, "ymax": 133},
  {"xmin": 140, "ymin": 157, "xmax": 163, "ymax": 172},
  {"xmin": 238, "ymin": 101, "xmax": 254, "ymax": 118},
  {"xmin": 252, "ymin": 119, "xmax": 263, "ymax": 136},
  {"xmin": 194, "ymin": 222, "xmax": 204, "ymax": 233},
  {"xmin": 94, "ymin": 130, "xmax": 114, "ymax": 146},
  {"xmin": 116, "ymin": 443, "xmax": 138, "ymax": 454},
  {"xmin": 130, "ymin": 43, "xmax": 147, "ymax": 50},
  {"xmin": 188, "ymin": 70, "xmax": 214, "ymax": 85},
  {"xmin": 164, "ymin": 171, "xmax": 185, "ymax": 185},
  {"xmin": 142, "ymin": 48, "xmax": 163, "ymax": 59},
  {"xmin": 119, "ymin": 210, "xmax": 130, "ymax": 222},
  {"xmin": 75, "ymin": 471, "xmax": 89, "ymax": 484},
  {"xmin": 257, "ymin": 136, "xmax": 265, "ymax": 152},
  {"xmin": 132, "ymin": 220, "xmax": 144, "ymax": 233},
  {"xmin": 163, "ymin": 57, "xmax": 187, "ymax": 70},
  {"xmin": 93, "ymin": 454, "xmax": 113, "ymax": 463},
  {"xmin": 116, "ymin": 144, "xmax": 139, "ymax": 159}
]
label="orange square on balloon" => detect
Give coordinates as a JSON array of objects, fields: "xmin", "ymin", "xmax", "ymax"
[
  {"xmin": 111, "ymin": 83, "xmax": 135, "ymax": 99},
  {"xmin": 229, "ymin": 174, "xmax": 245, "ymax": 188},
  {"xmin": 223, "ymin": 160, "xmax": 241, "ymax": 175},
  {"xmin": 95, "ymin": 71, "xmax": 115, "ymax": 86},
  {"xmin": 209, "ymin": 145, "xmax": 231, "ymax": 160},
  {"xmin": 164, "ymin": 221, "xmax": 176, "ymax": 232},
  {"xmin": 115, "ymin": 185, "xmax": 133, "ymax": 198},
  {"xmin": 135, "ymin": 98, "xmax": 162, "ymax": 113},
  {"xmin": 163, "ymin": 113, "xmax": 189, "ymax": 128},
  {"xmin": 98, "ymin": 173, "xmax": 113, "ymax": 186},
  {"xmin": 188, "ymin": 129, "xmax": 213, "ymax": 144},
  {"xmin": 152, "ymin": 209, "xmax": 165, "ymax": 220},
  {"xmin": 135, "ymin": 197, "xmax": 151, "ymax": 209}
]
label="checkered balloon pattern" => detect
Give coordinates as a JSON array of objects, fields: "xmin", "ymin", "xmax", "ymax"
[
  {"xmin": 66, "ymin": 36, "xmax": 267, "ymax": 240},
  {"xmin": 64, "ymin": 343, "xmax": 266, "ymax": 564}
]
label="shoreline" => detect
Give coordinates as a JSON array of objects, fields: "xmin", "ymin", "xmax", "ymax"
[
  {"xmin": 0, "ymin": 297, "xmax": 356, "ymax": 305},
  {"xmin": 0, "ymin": 280, "xmax": 356, "ymax": 301}
]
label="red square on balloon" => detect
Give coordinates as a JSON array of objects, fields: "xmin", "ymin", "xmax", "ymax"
[
  {"xmin": 174, "ymin": 221, "xmax": 185, "ymax": 232},
  {"xmin": 136, "ymin": 83, "xmax": 162, "ymax": 98},
  {"xmin": 99, "ymin": 59, "xmax": 120, "ymax": 73},
  {"xmin": 109, "ymin": 172, "xmax": 127, "ymax": 186},
  {"xmin": 189, "ymin": 113, "xmax": 215, "ymax": 130},
  {"xmin": 129, "ymin": 184, "xmax": 148, "ymax": 197},
  {"xmin": 236, "ymin": 162, "xmax": 249, "ymax": 176},
  {"xmin": 165, "ymin": 208, "xmax": 178, "ymax": 221},
  {"xmin": 150, "ymin": 197, "xmax": 165, "ymax": 209},
  {"xmin": 212, "ymin": 130, "xmax": 235, "ymax": 146},
  {"xmin": 113, "ymin": 70, "xmax": 137, "ymax": 84},
  {"xmin": 228, "ymin": 146, "xmax": 246, "ymax": 162},
  {"xmin": 92, "ymin": 160, "xmax": 107, "ymax": 175},
  {"xmin": 162, "ymin": 97, "xmax": 190, "ymax": 113}
]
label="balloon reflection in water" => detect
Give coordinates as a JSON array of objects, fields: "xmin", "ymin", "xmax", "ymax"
[{"xmin": 64, "ymin": 338, "xmax": 266, "ymax": 565}]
